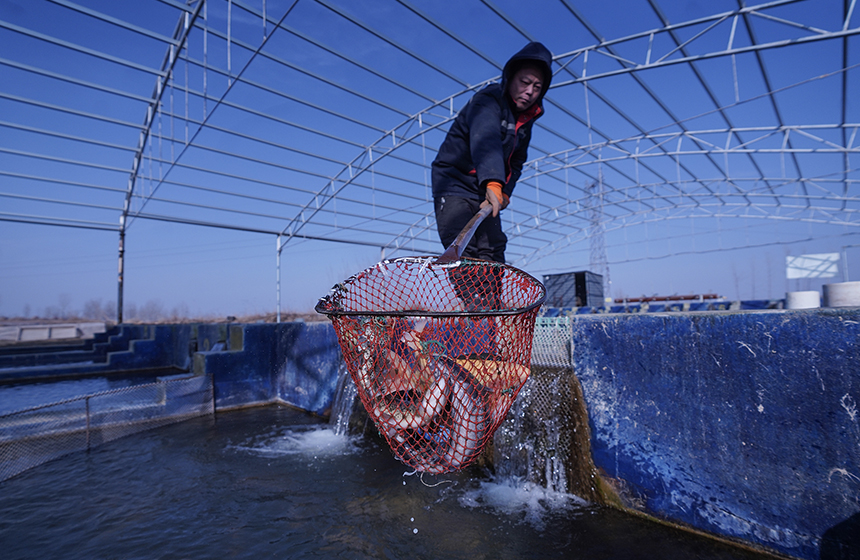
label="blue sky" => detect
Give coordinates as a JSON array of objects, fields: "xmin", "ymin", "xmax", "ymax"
[{"xmin": 1, "ymin": 0, "xmax": 858, "ymax": 319}]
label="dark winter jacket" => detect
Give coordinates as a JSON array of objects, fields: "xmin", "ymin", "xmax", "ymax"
[{"xmin": 431, "ymin": 42, "xmax": 553, "ymax": 202}]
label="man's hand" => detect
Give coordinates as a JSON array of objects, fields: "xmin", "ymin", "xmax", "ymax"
[{"xmin": 485, "ymin": 181, "xmax": 507, "ymax": 217}]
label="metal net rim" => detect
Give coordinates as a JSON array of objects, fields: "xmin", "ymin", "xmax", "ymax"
[{"xmin": 315, "ymin": 256, "xmax": 547, "ymax": 318}]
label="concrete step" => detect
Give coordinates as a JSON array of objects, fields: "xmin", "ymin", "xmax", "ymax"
[
  {"xmin": 0, "ymin": 324, "xmax": 194, "ymax": 383},
  {"xmin": 0, "ymin": 327, "xmax": 127, "ymax": 369}
]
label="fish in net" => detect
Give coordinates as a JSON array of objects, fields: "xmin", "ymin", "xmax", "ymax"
[{"xmin": 316, "ymin": 255, "xmax": 545, "ymax": 473}]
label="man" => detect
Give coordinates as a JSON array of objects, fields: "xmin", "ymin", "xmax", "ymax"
[{"xmin": 432, "ymin": 41, "xmax": 553, "ymax": 264}]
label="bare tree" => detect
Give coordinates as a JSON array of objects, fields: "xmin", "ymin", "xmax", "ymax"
[
  {"xmin": 82, "ymin": 299, "xmax": 103, "ymax": 320},
  {"xmin": 58, "ymin": 293, "xmax": 72, "ymax": 319},
  {"xmin": 104, "ymin": 300, "xmax": 117, "ymax": 322},
  {"xmin": 170, "ymin": 302, "xmax": 190, "ymax": 321},
  {"xmin": 138, "ymin": 300, "xmax": 165, "ymax": 322}
]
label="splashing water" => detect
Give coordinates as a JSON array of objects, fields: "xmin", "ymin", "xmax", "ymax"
[
  {"xmin": 231, "ymin": 425, "xmax": 358, "ymax": 459},
  {"xmin": 329, "ymin": 362, "xmax": 359, "ymax": 436},
  {"xmin": 459, "ymin": 478, "xmax": 587, "ymax": 530},
  {"xmin": 230, "ymin": 365, "xmax": 363, "ymax": 460},
  {"xmin": 494, "ymin": 365, "xmax": 614, "ymax": 505}
]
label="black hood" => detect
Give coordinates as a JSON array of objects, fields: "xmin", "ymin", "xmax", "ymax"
[{"xmin": 501, "ymin": 41, "xmax": 553, "ymax": 104}]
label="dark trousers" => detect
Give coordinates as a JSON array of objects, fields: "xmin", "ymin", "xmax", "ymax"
[
  {"xmin": 434, "ymin": 195, "xmax": 507, "ymax": 263},
  {"xmin": 434, "ymin": 195, "xmax": 506, "ymax": 312}
]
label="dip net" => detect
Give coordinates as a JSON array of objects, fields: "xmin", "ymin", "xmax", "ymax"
[{"xmin": 316, "ymin": 256, "xmax": 545, "ymax": 474}]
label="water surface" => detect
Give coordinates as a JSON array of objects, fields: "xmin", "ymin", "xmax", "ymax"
[{"xmin": 0, "ymin": 405, "xmax": 776, "ymax": 559}]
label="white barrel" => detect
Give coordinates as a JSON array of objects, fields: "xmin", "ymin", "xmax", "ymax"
[
  {"xmin": 823, "ymin": 281, "xmax": 860, "ymax": 307},
  {"xmin": 785, "ymin": 291, "xmax": 820, "ymax": 309}
]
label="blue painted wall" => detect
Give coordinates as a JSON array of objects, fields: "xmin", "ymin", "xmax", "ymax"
[
  {"xmin": 195, "ymin": 323, "xmax": 278, "ymax": 409},
  {"xmin": 273, "ymin": 321, "xmax": 343, "ymax": 415},
  {"xmin": 571, "ymin": 309, "xmax": 860, "ymax": 560},
  {"xmin": 194, "ymin": 321, "xmax": 342, "ymax": 415},
  {"xmin": 0, "ymin": 319, "xmax": 343, "ymax": 414}
]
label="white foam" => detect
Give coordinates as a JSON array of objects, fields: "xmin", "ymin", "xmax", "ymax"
[
  {"xmin": 233, "ymin": 426, "xmax": 358, "ymax": 458},
  {"xmin": 458, "ymin": 479, "xmax": 587, "ymax": 528}
]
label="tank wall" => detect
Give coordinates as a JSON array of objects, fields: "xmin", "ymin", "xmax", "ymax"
[
  {"xmin": 195, "ymin": 321, "xmax": 342, "ymax": 415},
  {"xmin": 571, "ymin": 308, "xmax": 860, "ymax": 560},
  {"xmin": 273, "ymin": 321, "xmax": 342, "ymax": 416}
]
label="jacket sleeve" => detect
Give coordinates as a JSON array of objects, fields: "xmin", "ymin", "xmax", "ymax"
[
  {"xmin": 465, "ymin": 93, "xmax": 507, "ymax": 188},
  {"xmin": 505, "ymin": 124, "xmax": 532, "ymax": 197}
]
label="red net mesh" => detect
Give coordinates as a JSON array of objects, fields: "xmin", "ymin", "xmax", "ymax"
[{"xmin": 316, "ymin": 257, "xmax": 545, "ymax": 473}]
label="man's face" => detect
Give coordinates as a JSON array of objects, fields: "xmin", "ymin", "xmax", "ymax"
[{"xmin": 508, "ymin": 66, "xmax": 544, "ymax": 112}]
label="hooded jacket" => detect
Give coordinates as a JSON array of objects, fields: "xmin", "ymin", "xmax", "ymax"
[{"xmin": 431, "ymin": 42, "xmax": 552, "ymax": 202}]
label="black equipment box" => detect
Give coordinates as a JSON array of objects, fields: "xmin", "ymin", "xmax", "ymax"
[{"xmin": 542, "ymin": 271, "xmax": 604, "ymax": 308}]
